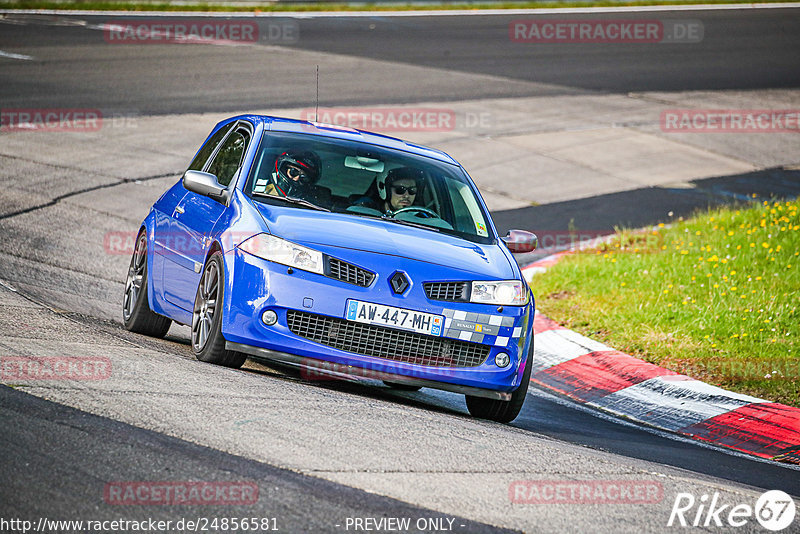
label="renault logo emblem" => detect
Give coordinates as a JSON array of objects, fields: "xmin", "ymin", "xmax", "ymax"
[{"xmin": 390, "ymin": 272, "xmax": 409, "ymax": 294}]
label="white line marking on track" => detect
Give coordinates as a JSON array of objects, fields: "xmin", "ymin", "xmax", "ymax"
[
  {"xmin": 1, "ymin": 3, "xmax": 799, "ymax": 17},
  {"xmin": 0, "ymin": 50, "xmax": 34, "ymax": 60}
]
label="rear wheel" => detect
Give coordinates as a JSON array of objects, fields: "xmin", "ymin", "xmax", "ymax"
[
  {"xmin": 191, "ymin": 251, "xmax": 246, "ymax": 369},
  {"xmin": 466, "ymin": 352, "xmax": 532, "ymax": 423},
  {"xmin": 122, "ymin": 230, "xmax": 172, "ymax": 338}
]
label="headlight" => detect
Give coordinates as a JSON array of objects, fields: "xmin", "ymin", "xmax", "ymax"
[
  {"xmin": 470, "ymin": 280, "xmax": 528, "ymax": 306},
  {"xmin": 238, "ymin": 234, "xmax": 323, "ymax": 275}
]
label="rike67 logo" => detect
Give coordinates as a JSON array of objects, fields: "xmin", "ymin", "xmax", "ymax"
[{"xmin": 668, "ymin": 490, "xmax": 796, "ymax": 531}]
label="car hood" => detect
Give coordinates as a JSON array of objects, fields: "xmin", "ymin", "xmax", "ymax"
[{"xmin": 252, "ymin": 203, "xmax": 515, "ymax": 279}]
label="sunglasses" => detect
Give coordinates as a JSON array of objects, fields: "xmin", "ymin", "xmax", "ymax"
[{"xmin": 391, "ymin": 185, "xmax": 418, "ymax": 195}]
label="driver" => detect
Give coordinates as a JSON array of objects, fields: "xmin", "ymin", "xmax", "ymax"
[
  {"xmin": 256, "ymin": 150, "xmax": 324, "ymax": 200},
  {"xmin": 377, "ymin": 167, "xmax": 424, "ymax": 215}
]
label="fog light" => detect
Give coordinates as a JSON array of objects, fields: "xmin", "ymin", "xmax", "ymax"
[
  {"xmin": 261, "ymin": 310, "xmax": 278, "ymax": 326},
  {"xmin": 495, "ymin": 352, "xmax": 510, "ymax": 368}
]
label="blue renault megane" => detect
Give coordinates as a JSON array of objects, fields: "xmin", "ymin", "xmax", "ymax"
[{"xmin": 123, "ymin": 115, "xmax": 538, "ymax": 422}]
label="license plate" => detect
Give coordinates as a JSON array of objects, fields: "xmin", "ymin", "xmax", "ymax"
[{"xmin": 345, "ymin": 299, "xmax": 443, "ymax": 336}]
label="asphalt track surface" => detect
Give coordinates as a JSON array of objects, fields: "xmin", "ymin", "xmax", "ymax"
[
  {"xmin": 0, "ymin": 9, "xmax": 799, "ymax": 113},
  {"xmin": 1, "ymin": 8, "xmax": 800, "ymax": 533}
]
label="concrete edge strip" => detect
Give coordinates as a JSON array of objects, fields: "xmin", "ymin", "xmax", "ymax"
[
  {"xmin": 2, "ymin": 3, "xmax": 800, "ymax": 17},
  {"xmin": 522, "ymin": 255, "xmax": 800, "ymax": 465}
]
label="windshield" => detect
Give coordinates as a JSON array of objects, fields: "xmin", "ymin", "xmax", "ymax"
[{"xmin": 245, "ymin": 131, "xmax": 494, "ymax": 244}]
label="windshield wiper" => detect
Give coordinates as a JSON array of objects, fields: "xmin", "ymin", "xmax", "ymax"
[{"xmin": 253, "ymin": 192, "xmax": 330, "ymax": 212}]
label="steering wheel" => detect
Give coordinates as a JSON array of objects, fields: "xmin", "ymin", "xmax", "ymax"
[{"xmin": 393, "ymin": 206, "xmax": 439, "ymax": 218}]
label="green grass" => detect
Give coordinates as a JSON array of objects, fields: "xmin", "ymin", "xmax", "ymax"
[
  {"xmin": 531, "ymin": 199, "xmax": 800, "ymax": 407},
  {"xmin": 1, "ymin": 0, "xmax": 797, "ymax": 12}
]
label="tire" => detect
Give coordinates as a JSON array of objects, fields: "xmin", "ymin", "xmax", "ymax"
[
  {"xmin": 383, "ymin": 381, "xmax": 422, "ymax": 392},
  {"xmin": 123, "ymin": 230, "xmax": 172, "ymax": 338},
  {"xmin": 191, "ymin": 251, "xmax": 246, "ymax": 369},
  {"xmin": 466, "ymin": 350, "xmax": 533, "ymax": 424}
]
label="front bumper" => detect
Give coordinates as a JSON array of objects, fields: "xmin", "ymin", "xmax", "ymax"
[
  {"xmin": 227, "ymin": 341, "xmax": 512, "ymax": 400},
  {"xmin": 222, "ymin": 248, "xmax": 534, "ymax": 395}
]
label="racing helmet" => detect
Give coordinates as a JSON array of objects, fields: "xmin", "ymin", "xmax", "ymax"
[
  {"xmin": 377, "ymin": 166, "xmax": 424, "ymax": 201},
  {"xmin": 273, "ymin": 150, "xmax": 322, "ymax": 196}
]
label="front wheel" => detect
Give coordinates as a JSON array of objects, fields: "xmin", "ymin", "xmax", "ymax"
[
  {"xmin": 466, "ymin": 353, "xmax": 532, "ymax": 423},
  {"xmin": 122, "ymin": 229, "xmax": 172, "ymax": 338},
  {"xmin": 191, "ymin": 251, "xmax": 246, "ymax": 369}
]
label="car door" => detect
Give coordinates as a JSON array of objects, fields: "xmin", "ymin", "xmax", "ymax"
[
  {"xmin": 153, "ymin": 122, "xmax": 233, "ymax": 310},
  {"xmin": 161, "ymin": 122, "xmax": 252, "ymax": 311}
]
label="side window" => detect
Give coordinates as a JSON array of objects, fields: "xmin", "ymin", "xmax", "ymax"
[
  {"xmin": 207, "ymin": 129, "xmax": 250, "ymax": 187},
  {"xmin": 188, "ymin": 122, "xmax": 234, "ymax": 171}
]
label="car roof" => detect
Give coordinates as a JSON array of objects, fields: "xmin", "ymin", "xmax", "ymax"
[{"xmin": 227, "ymin": 114, "xmax": 460, "ymax": 166}]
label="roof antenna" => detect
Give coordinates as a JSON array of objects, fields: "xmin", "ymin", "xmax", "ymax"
[{"xmin": 315, "ymin": 65, "xmax": 319, "ymax": 122}]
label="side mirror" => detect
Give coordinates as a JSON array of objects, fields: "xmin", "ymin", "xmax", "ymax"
[
  {"xmin": 183, "ymin": 170, "xmax": 227, "ymax": 202},
  {"xmin": 501, "ymin": 229, "xmax": 538, "ymax": 254}
]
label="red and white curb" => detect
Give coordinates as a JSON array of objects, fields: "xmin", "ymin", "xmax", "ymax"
[{"xmin": 523, "ymin": 254, "xmax": 800, "ymax": 464}]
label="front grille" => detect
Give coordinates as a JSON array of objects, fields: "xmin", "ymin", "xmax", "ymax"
[
  {"xmin": 287, "ymin": 310, "xmax": 489, "ymax": 368},
  {"xmin": 326, "ymin": 257, "xmax": 375, "ymax": 287},
  {"xmin": 424, "ymin": 282, "xmax": 469, "ymax": 302}
]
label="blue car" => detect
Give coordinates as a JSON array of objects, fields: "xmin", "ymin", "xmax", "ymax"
[{"xmin": 123, "ymin": 115, "xmax": 538, "ymax": 423}]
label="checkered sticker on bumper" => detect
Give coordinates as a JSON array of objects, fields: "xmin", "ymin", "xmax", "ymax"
[{"xmin": 442, "ymin": 308, "xmax": 517, "ymax": 346}]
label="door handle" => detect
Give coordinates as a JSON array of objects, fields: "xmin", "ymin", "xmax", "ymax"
[{"xmin": 175, "ymin": 206, "xmax": 185, "ymax": 215}]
